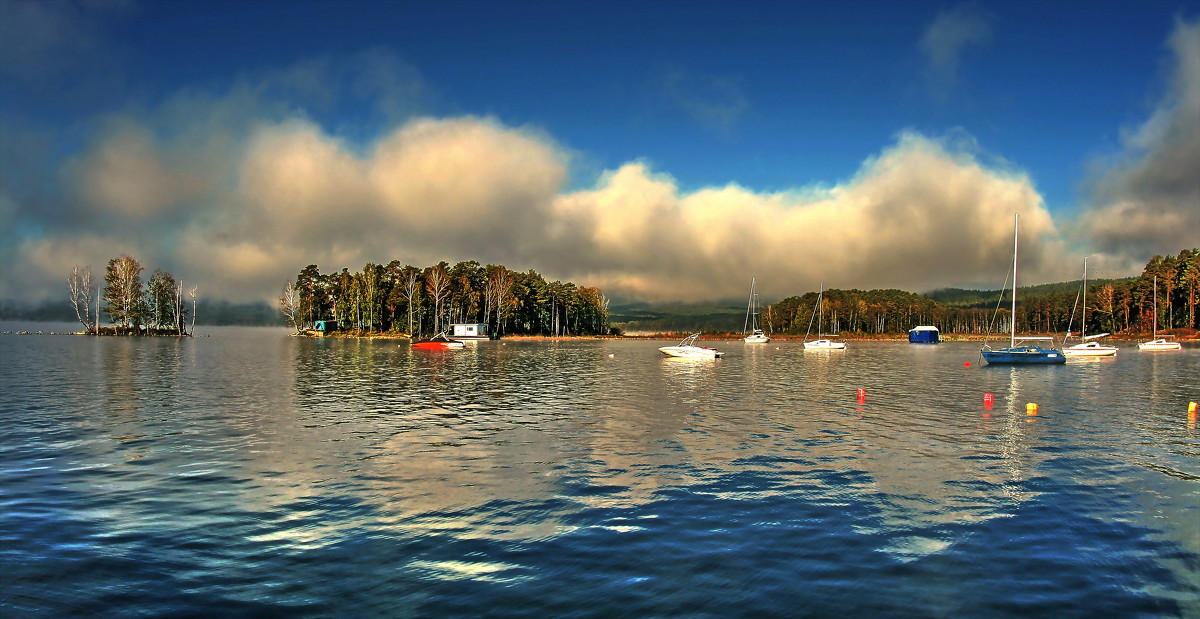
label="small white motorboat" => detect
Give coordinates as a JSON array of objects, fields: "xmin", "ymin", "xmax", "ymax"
[
  {"xmin": 1064, "ymin": 335, "xmax": 1118, "ymax": 357},
  {"xmin": 744, "ymin": 329, "xmax": 771, "ymax": 344},
  {"xmin": 659, "ymin": 333, "xmax": 725, "ymax": 358},
  {"xmin": 412, "ymin": 332, "xmax": 465, "ymax": 350}
]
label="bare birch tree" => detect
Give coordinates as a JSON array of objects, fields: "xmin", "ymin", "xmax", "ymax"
[
  {"xmin": 175, "ymin": 280, "xmax": 186, "ymax": 335},
  {"xmin": 67, "ymin": 265, "xmax": 96, "ymax": 332},
  {"xmin": 190, "ymin": 286, "xmax": 198, "ymax": 334},
  {"xmin": 483, "ymin": 265, "xmax": 514, "ymax": 335},
  {"xmin": 425, "ymin": 262, "xmax": 450, "ymax": 334},
  {"xmin": 400, "ymin": 266, "xmax": 422, "ymax": 335},
  {"xmin": 279, "ymin": 280, "xmax": 302, "ymax": 334}
]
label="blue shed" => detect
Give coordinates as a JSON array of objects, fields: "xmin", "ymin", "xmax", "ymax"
[{"xmin": 908, "ymin": 326, "xmax": 939, "ymax": 343}]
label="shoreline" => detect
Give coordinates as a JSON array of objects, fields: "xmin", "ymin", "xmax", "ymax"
[
  {"xmin": 292, "ymin": 329, "xmax": 1198, "ymax": 342},
  {"xmin": 4, "ymin": 324, "xmax": 1195, "ymax": 342}
]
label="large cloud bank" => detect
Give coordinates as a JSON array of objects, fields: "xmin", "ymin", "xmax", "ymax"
[
  {"xmin": 1, "ymin": 11, "xmax": 1196, "ymax": 305},
  {"xmin": 3, "ymin": 112, "xmax": 1065, "ymax": 304}
]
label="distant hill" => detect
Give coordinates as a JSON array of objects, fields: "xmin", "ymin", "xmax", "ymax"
[
  {"xmin": 924, "ymin": 277, "xmax": 1135, "ymax": 308},
  {"xmin": 0, "ymin": 299, "xmax": 283, "ymax": 326},
  {"xmin": 608, "ymin": 299, "xmax": 745, "ymax": 334}
]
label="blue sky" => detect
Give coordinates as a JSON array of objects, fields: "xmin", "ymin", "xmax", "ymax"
[{"xmin": 2, "ymin": 0, "xmax": 1197, "ymax": 303}]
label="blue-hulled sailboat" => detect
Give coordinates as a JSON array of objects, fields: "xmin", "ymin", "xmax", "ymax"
[{"xmin": 981, "ymin": 214, "xmax": 1066, "ymax": 365}]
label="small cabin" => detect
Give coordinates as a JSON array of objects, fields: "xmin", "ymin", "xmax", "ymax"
[
  {"xmin": 450, "ymin": 323, "xmax": 489, "ymax": 339},
  {"xmin": 908, "ymin": 326, "xmax": 940, "ymax": 344},
  {"xmin": 313, "ymin": 320, "xmax": 338, "ymax": 332}
]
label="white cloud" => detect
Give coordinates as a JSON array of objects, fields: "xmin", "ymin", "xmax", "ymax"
[
  {"xmin": 550, "ymin": 131, "xmax": 1061, "ymax": 301},
  {"xmin": 4, "ymin": 104, "xmax": 1065, "ymax": 305},
  {"xmin": 920, "ymin": 3, "xmax": 993, "ymax": 99},
  {"xmin": 9, "ymin": 18, "xmax": 1199, "ymax": 308},
  {"xmin": 1076, "ymin": 17, "xmax": 1200, "ymax": 275},
  {"xmin": 656, "ymin": 66, "xmax": 749, "ymax": 135}
]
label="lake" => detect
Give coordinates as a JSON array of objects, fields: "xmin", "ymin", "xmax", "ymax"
[{"xmin": 2, "ymin": 323, "xmax": 1198, "ymax": 617}]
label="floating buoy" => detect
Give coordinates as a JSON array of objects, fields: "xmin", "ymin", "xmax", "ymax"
[
  {"xmin": 964, "ymin": 361, "xmax": 971, "ymax": 367},
  {"xmin": 608, "ymin": 353, "xmax": 615, "ymax": 358},
  {"xmin": 1189, "ymin": 402, "xmax": 1197, "ymax": 421},
  {"xmin": 1026, "ymin": 403, "xmax": 1038, "ymax": 416},
  {"xmin": 856, "ymin": 388, "xmax": 866, "ymax": 405},
  {"xmin": 984, "ymin": 393, "xmax": 994, "ymax": 410}
]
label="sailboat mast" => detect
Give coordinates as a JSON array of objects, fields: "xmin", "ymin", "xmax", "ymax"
[
  {"xmin": 818, "ymin": 281, "xmax": 824, "ymax": 339},
  {"xmin": 1081, "ymin": 256, "xmax": 1088, "ymax": 339},
  {"xmin": 744, "ymin": 278, "xmax": 754, "ymax": 335},
  {"xmin": 1011, "ymin": 214, "xmax": 1018, "ymax": 347},
  {"xmin": 1152, "ymin": 275, "xmax": 1158, "ymax": 338}
]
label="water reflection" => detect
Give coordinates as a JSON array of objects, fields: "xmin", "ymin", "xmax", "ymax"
[
  {"xmin": 3, "ymin": 328, "xmax": 1198, "ymax": 616},
  {"xmin": 280, "ymin": 339, "xmax": 1200, "ymax": 557}
]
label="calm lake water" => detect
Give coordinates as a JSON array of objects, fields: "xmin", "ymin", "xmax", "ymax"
[{"xmin": 2, "ymin": 323, "xmax": 1198, "ymax": 617}]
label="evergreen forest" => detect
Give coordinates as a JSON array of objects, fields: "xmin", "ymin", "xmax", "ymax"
[
  {"xmin": 280, "ymin": 261, "xmax": 612, "ymax": 336},
  {"xmin": 763, "ymin": 249, "xmax": 1198, "ymax": 338}
]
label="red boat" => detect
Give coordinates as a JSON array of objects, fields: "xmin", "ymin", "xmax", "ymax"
[{"xmin": 412, "ymin": 333, "xmax": 465, "ymax": 350}]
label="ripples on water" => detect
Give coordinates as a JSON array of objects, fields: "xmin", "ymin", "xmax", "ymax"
[{"xmin": 1, "ymin": 324, "xmax": 1198, "ymax": 617}]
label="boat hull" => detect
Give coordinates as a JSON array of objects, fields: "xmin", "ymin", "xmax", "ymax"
[
  {"xmin": 413, "ymin": 342, "xmax": 464, "ymax": 350},
  {"xmin": 981, "ymin": 347, "xmax": 1065, "ymax": 364},
  {"xmin": 743, "ymin": 333, "xmax": 771, "ymax": 344},
  {"xmin": 412, "ymin": 336, "xmax": 465, "ymax": 350},
  {"xmin": 803, "ymin": 339, "xmax": 845, "ymax": 350},
  {"xmin": 908, "ymin": 327, "xmax": 940, "ymax": 344},
  {"xmin": 1138, "ymin": 339, "xmax": 1181, "ymax": 351},
  {"xmin": 1063, "ymin": 343, "xmax": 1118, "ymax": 357},
  {"xmin": 659, "ymin": 346, "xmax": 724, "ymax": 358}
]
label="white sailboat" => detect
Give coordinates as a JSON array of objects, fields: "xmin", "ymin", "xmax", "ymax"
[
  {"xmin": 1138, "ymin": 275, "xmax": 1181, "ymax": 351},
  {"xmin": 803, "ymin": 282, "xmax": 845, "ymax": 350},
  {"xmin": 1063, "ymin": 256, "xmax": 1117, "ymax": 357},
  {"xmin": 743, "ymin": 277, "xmax": 770, "ymax": 343}
]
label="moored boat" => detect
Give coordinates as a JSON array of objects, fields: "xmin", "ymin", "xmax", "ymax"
[
  {"xmin": 449, "ymin": 323, "xmax": 495, "ymax": 341},
  {"xmin": 982, "ymin": 338, "xmax": 1065, "ymax": 364},
  {"xmin": 659, "ymin": 333, "xmax": 725, "ymax": 358},
  {"xmin": 981, "ymin": 214, "xmax": 1065, "ymax": 365},
  {"xmin": 803, "ymin": 282, "xmax": 845, "ymax": 350},
  {"xmin": 1138, "ymin": 338, "xmax": 1182, "ymax": 351},
  {"xmin": 743, "ymin": 277, "xmax": 771, "ymax": 343},
  {"xmin": 1137, "ymin": 276, "xmax": 1181, "ymax": 351},
  {"xmin": 412, "ymin": 332, "xmax": 465, "ymax": 350},
  {"xmin": 1063, "ymin": 257, "xmax": 1117, "ymax": 357},
  {"xmin": 908, "ymin": 326, "xmax": 940, "ymax": 344},
  {"xmin": 1064, "ymin": 337, "xmax": 1119, "ymax": 357}
]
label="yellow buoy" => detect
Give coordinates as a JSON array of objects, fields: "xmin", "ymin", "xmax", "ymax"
[{"xmin": 1026, "ymin": 403, "xmax": 1038, "ymax": 416}]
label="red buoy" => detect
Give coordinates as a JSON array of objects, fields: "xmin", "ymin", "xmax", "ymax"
[
  {"xmin": 984, "ymin": 393, "xmax": 994, "ymax": 410},
  {"xmin": 964, "ymin": 361, "xmax": 971, "ymax": 367},
  {"xmin": 856, "ymin": 388, "xmax": 866, "ymax": 404}
]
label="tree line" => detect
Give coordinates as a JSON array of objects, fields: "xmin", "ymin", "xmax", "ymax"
[
  {"xmin": 763, "ymin": 249, "xmax": 1198, "ymax": 337},
  {"xmin": 67, "ymin": 255, "xmax": 196, "ymax": 335},
  {"xmin": 279, "ymin": 260, "xmax": 612, "ymax": 337}
]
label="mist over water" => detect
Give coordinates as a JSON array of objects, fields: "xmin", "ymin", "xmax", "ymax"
[{"xmin": 2, "ymin": 325, "xmax": 1197, "ymax": 617}]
